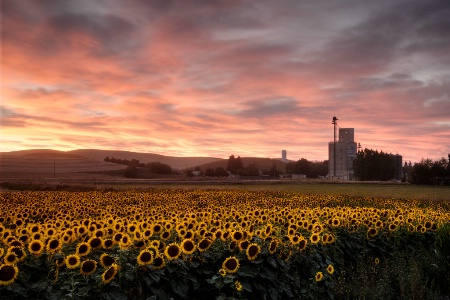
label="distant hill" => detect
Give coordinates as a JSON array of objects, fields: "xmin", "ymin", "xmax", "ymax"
[
  {"xmin": 1, "ymin": 149, "xmax": 222, "ymax": 179},
  {"xmin": 69, "ymin": 149, "xmax": 221, "ymax": 170},
  {"xmin": 0, "ymin": 149, "xmax": 127, "ymax": 179},
  {"xmin": 193, "ymin": 157, "xmax": 288, "ymax": 173}
]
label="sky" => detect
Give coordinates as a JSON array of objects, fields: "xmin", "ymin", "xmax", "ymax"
[{"xmin": 1, "ymin": 0, "xmax": 450, "ymax": 163}]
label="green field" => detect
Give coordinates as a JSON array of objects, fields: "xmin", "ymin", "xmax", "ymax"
[{"xmin": 2, "ymin": 181, "xmax": 449, "ymax": 201}]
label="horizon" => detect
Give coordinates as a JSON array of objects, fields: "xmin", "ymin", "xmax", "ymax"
[{"xmin": 2, "ymin": 1, "xmax": 450, "ymax": 163}]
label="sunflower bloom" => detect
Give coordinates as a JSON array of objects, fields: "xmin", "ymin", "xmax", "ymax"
[
  {"xmin": 181, "ymin": 239, "xmax": 196, "ymax": 255},
  {"xmin": 310, "ymin": 233, "xmax": 320, "ymax": 244},
  {"xmin": 80, "ymin": 260, "xmax": 97, "ymax": 276},
  {"xmin": 76, "ymin": 242, "xmax": 91, "ymax": 257},
  {"xmin": 164, "ymin": 243, "xmax": 181, "ymax": 260},
  {"xmin": 0, "ymin": 264, "xmax": 19, "ymax": 286},
  {"xmin": 222, "ymin": 256, "xmax": 240, "ymax": 274},
  {"xmin": 100, "ymin": 253, "xmax": 116, "ymax": 268},
  {"xmin": 219, "ymin": 268, "xmax": 227, "ymax": 277},
  {"xmin": 315, "ymin": 271, "xmax": 323, "ymax": 282},
  {"xmin": 246, "ymin": 243, "xmax": 260, "ymax": 261},
  {"xmin": 268, "ymin": 240, "xmax": 278, "ymax": 254},
  {"xmin": 65, "ymin": 254, "xmax": 81, "ymax": 269},
  {"xmin": 28, "ymin": 240, "xmax": 45, "ymax": 256},
  {"xmin": 137, "ymin": 249, "xmax": 154, "ymax": 266},
  {"xmin": 46, "ymin": 238, "xmax": 61, "ymax": 253},
  {"xmin": 152, "ymin": 255, "xmax": 165, "ymax": 270},
  {"xmin": 102, "ymin": 264, "xmax": 119, "ymax": 284},
  {"xmin": 327, "ymin": 264, "xmax": 334, "ymax": 275},
  {"xmin": 235, "ymin": 280, "xmax": 243, "ymax": 292},
  {"xmin": 197, "ymin": 239, "xmax": 212, "ymax": 252}
]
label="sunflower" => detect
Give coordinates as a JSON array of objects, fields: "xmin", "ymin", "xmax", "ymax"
[
  {"xmin": 137, "ymin": 249, "xmax": 154, "ymax": 266},
  {"xmin": 327, "ymin": 264, "xmax": 334, "ymax": 275},
  {"xmin": 366, "ymin": 228, "xmax": 378, "ymax": 239},
  {"xmin": 152, "ymin": 255, "xmax": 165, "ymax": 270},
  {"xmin": 80, "ymin": 260, "xmax": 97, "ymax": 276},
  {"xmin": 100, "ymin": 253, "xmax": 115, "ymax": 268},
  {"xmin": 219, "ymin": 268, "xmax": 227, "ymax": 277},
  {"xmin": 75, "ymin": 242, "xmax": 91, "ymax": 257},
  {"xmin": 7, "ymin": 247, "xmax": 26, "ymax": 262},
  {"xmin": 238, "ymin": 240, "xmax": 249, "ymax": 251},
  {"xmin": 268, "ymin": 239, "xmax": 278, "ymax": 254},
  {"xmin": 153, "ymin": 224, "xmax": 163, "ymax": 235},
  {"xmin": 298, "ymin": 238, "xmax": 307, "ymax": 251},
  {"xmin": 310, "ymin": 233, "xmax": 320, "ymax": 244},
  {"xmin": 46, "ymin": 238, "xmax": 61, "ymax": 253},
  {"xmin": 102, "ymin": 264, "xmax": 119, "ymax": 284},
  {"xmin": 375, "ymin": 257, "xmax": 380, "ymax": 265},
  {"xmin": 88, "ymin": 237, "xmax": 102, "ymax": 249},
  {"xmin": 3, "ymin": 253, "xmax": 18, "ymax": 265},
  {"xmin": 222, "ymin": 256, "xmax": 240, "ymax": 274},
  {"xmin": 246, "ymin": 243, "xmax": 260, "ymax": 261},
  {"xmin": 331, "ymin": 218, "xmax": 341, "ymax": 227},
  {"xmin": 289, "ymin": 234, "xmax": 301, "ymax": 245},
  {"xmin": 181, "ymin": 239, "xmax": 196, "ymax": 255},
  {"xmin": 119, "ymin": 235, "xmax": 132, "ymax": 249},
  {"xmin": 113, "ymin": 233, "xmax": 123, "ymax": 244},
  {"xmin": 28, "ymin": 240, "xmax": 45, "ymax": 256},
  {"xmin": 388, "ymin": 223, "xmax": 397, "ymax": 232},
  {"xmin": 65, "ymin": 254, "xmax": 81, "ymax": 269},
  {"xmin": 160, "ymin": 231, "xmax": 171, "ymax": 240},
  {"xmin": 315, "ymin": 271, "xmax": 323, "ymax": 282},
  {"xmin": 0, "ymin": 248, "xmax": 4, "ymax": 258},
  {"xmin": 231, "ymin": 230, "xmax": 243, "ymax": 242},
  {"xmin": 197, "ymin": 239, "xmax": 212, "ymax": 252},
  {"xmin": 229, "ymin": 241, "xmax": 238, "ymax": 252},
  {"xmin": 102, "ymin": 239, "xmax": 114, "ymax": 250},
  {"xmin": 326, "ymin": 234, "xmax": 335, "ymax": 244},
  {"xmin": 0, "ymin": 264, "xmax": 19, "ymax": 286},
  {"xmin": 164, "ymin": 243, "xmax": 181, "ymax": 260},
  {"xmin": 235, "ymin": 280, "xmax": 243, "ymax": 292}
]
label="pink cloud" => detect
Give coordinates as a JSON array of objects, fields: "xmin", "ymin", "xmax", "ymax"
[{"xmin": 2, "ymin": 0, "xmax": 449, "ymax": 163}]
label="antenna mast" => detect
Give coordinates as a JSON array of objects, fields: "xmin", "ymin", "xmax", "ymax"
[{"xmin": 332, "ymin": 116, "xmax": 338, "ymax": 177}]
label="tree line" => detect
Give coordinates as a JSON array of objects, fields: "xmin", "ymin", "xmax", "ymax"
[
  {"xmin": 353, "ymin": 149, "xmax": 398, "ymax": 181},
  {"xmin": 104, "ymin": 156, "xmax": 173, "ymax": 178},
  {"xmin": 189, "ymin": 154, "xmax": 281, "ymax": 177},
  {"xmin": 403, "ymin": 156, "xmax": 450, "ymax": 185},
  {"xmin": 285, "ymin": 158, "xmax": 328, "ymax": 178}
]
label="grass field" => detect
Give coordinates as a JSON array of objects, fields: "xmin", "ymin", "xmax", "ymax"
[{"xmin": 2, "ymin": 180, "xmax": 449, "ymax": 201}]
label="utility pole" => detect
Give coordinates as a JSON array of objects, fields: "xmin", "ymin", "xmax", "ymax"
[{"xmin": 332, "ymin": 116, "xmax": 338, "ymax": 177}]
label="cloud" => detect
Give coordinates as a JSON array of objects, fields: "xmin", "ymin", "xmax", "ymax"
[{"xmin": 1, "ymin": 0, "xmax": 449, "ymax": 162}]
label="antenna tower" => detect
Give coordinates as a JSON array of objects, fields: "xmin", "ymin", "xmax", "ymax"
[{"xmin": 332, "ymin": 116, "xmax": 338, "ymax": 177}]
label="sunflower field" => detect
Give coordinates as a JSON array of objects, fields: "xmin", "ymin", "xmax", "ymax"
[{"xmin": 0, "ymin": 190, "xmax": 449, "ymax": 299}]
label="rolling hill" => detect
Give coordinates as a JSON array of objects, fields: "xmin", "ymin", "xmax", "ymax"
[{"xmin": 0, "ymin": 149, "xmax": 222, "ymax": 180}]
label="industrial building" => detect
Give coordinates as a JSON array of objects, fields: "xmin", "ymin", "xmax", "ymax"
[
  {"xmin": 327, "ymin": 116, "xmax": 403, "ymax": 181},
  {"xmin": 328, "ymin": 127, "xmax": 357, "ymax": 180}
]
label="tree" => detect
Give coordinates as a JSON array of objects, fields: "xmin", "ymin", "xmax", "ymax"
[
  {"xmin": 147, "ymin": 162, "xmax": 172, "ymax": 174},
  {"xmin": 226, "ymin": 155, "xmax": 244, "ymax": 174},
  {"xmin": 353, "ymin": 148, "xmax": 396, "ymax": 181},
  {"xmin": 124, "ymin": 166, "xmax": 137, "ymax": 178},
  {"xmin": 286, "ymin": 159, "xmax": 328, "ymax": 178},
  {"xmin": 214, "ymin": 167, "xmax": 229, "ymax": 177},
  {"xmin": 269, "ymin": 164, "xmax": 279, "ymax": 176},
  {"xmin": 205, "ymin": 167, "xmax": 215, "ymax": 177}
]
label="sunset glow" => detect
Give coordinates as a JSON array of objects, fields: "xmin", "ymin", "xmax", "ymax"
[{"xmin": 2, "ymin": 0, "xmax": 450, "ymax": 162}]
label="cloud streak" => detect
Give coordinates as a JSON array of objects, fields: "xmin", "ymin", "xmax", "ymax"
[{"xmin": 2, "ymin": 0, "xmax": 450, "ymax": 162}]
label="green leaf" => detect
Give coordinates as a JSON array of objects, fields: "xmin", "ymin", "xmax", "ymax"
[
  {"xmin": 267, "ymin": 257, "xmax": 277, "ymax": 268},
  {"xmin": 170, "ymin": 278, "xmax": 189, "ymax": 298},
  {"xmin": 238, "ymin": 265, "xmax": 259, "ymax": 277},
  {"xmin": 241, "ymin": 281, "xmax": 252, "ymax": 293}
]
